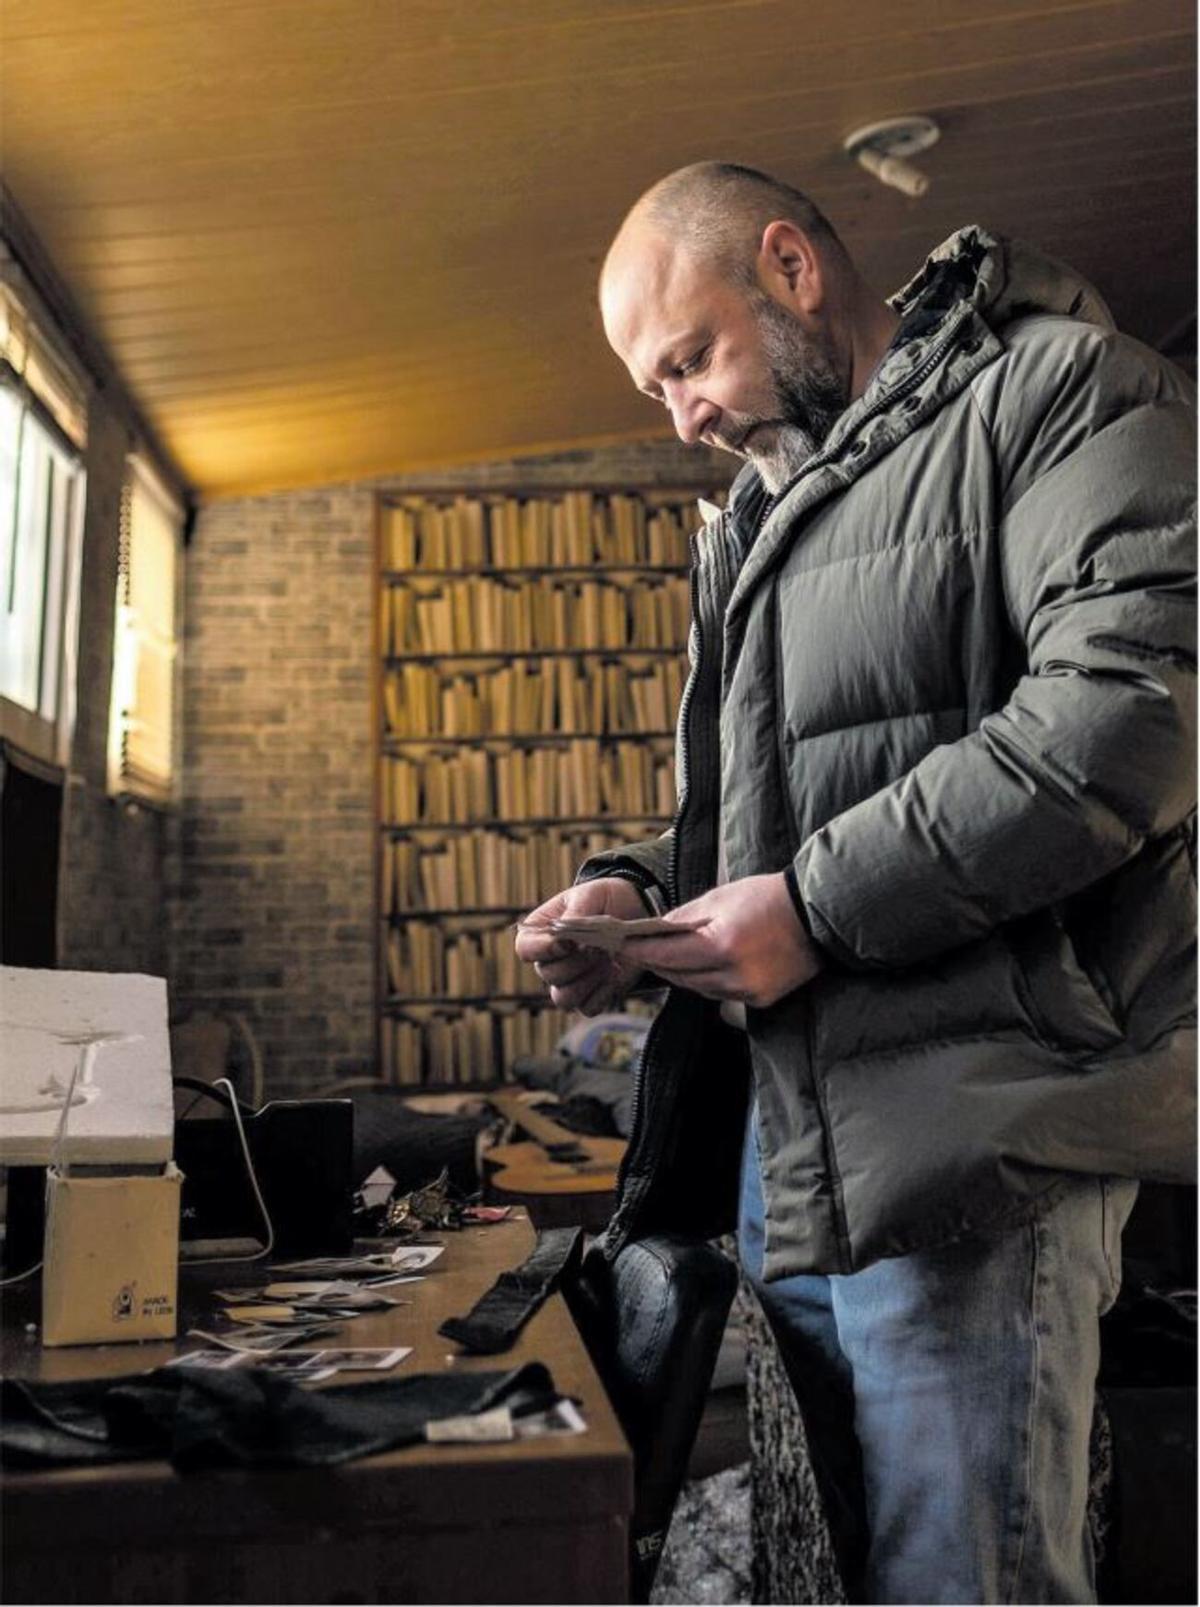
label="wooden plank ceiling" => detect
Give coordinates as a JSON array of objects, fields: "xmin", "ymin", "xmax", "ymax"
[{"xmin": 1, "ymin": 0, "xmax": 1194, "ymax": 499}]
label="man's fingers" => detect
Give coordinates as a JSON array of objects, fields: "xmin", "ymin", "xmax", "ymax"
[
  {"xmin": 572, "ymin": 963, "xmax": 628, "ymax": 1015},
  {"xmin": 518, "ymin": 896, "xmax": 568, "ymax": 926},
  {"xmin": 535, "ymin": 952, "xmax": 599, "ymax": 987},
  {"xmin": 624, "ymin": 933, "xmax": 719, "ymax": 973},
  {"xmin": 537, "ymin": 953, "xmax": 603, "ymax": 1003},
  {"xmin": 548, "ymin": 978, "xmax": 604, "ymax": 1011},
  {"xmin": 514, "ymin": 931, "xmax": 576, "ymax": 963},
  {"xmin": 576, "ymin": 979, "xmax": 618, "ymax": 1016}
]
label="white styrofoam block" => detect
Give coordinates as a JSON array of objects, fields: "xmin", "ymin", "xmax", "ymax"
[{"xmin": 0, "ymin": 967, "xmax": 173, "ymax": 1165}]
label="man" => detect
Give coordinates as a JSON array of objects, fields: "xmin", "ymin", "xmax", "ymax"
[{"xmin": 515, "ymin": 163, "xmax": 1195, "ymax": 1603}]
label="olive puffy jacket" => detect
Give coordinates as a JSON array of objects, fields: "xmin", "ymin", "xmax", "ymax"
[{"xmin": 582, "ymin": 227, "xmax": 1197, "ymax": 1280}]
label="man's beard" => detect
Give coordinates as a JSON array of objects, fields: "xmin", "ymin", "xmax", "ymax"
[{"xmin": 728, "ymin": 298, "xmax": 850, "ymax": 493}]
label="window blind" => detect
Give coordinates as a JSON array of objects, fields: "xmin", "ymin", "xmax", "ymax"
[
  {"xmin": 0, "ymin": 250, "xmax": 89, "ymax": 450},
  {"xmin": 108, "ymin": 459, "xmax": 181, "ymax": 803}
]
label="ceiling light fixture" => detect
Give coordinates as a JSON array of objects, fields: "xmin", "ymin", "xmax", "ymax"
[{"xmin": 844, "ymin": 116, "xmax": 940, "ymax": 198}]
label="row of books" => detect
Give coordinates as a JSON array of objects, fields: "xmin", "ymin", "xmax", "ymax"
[
  {"xmin": 382, "ymin": 493, "xmax": 697, "ymax": 572},
  {"xmin": 380, "ymin": 824, "xmax": 661, "ymax": 912},
  {"xmin": 383, "ymin": 748, "xmax": 491, "ymax": 823},
  {"xmin": 374, "ymin": 484, "xmax": 717, "ymax": 1086},
  {"xmin": 378, "ymin": 1008, "xmax": 495, "ymax": 1085},
  {"xmin": 382, "ymin": 656, "xmax": 687, "ymax": 737},
  {"xmin": 379, "ymin": 1004, "xmax": 573, "ymax": 1085},
  {"xmin": 381, "ymin": 741, "xmax": 676, "ymax": 824},
  {"xmin": 380, "ymin": 574, "xmax": 690, "ymax": 656},
  {"xmin": 384, "ymin": 922, "xmax": 536, "ymax": 998}
]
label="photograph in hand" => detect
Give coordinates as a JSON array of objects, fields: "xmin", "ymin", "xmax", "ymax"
[{"xmin": 518, "ymin": 913, "xmax": 705, "ymax": 953}]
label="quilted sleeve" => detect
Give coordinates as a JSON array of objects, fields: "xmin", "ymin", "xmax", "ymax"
[{"xmin": 792, "ymin": 334, "xmax": 1196, "ymax": 970}]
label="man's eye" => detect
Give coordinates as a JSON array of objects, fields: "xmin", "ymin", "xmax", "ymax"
[{"xmin": 676, "ymin": 347, "xmax": 709, "ymax": 378}]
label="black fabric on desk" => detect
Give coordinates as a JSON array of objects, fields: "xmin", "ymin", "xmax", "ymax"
[
  {"xmin": 1, "ymin": 1362, "xmax": 560, "ymax": 1471},
  {"xmin": 349, "ymin": 1090, "xmax": 490, "ymax": 1196},
  {"xmin": 439, "ymin": 1227, "xmax": 583, "ymax": 1354}
]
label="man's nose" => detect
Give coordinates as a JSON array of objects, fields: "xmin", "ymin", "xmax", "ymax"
[{"xmin": 666, "ymin": 385, "xmax": 719, "ymax": 447}]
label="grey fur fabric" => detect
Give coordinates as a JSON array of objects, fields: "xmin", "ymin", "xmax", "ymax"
[
  {"xmin": 653, "ymin": 1463, "xmax": 753, "ymax": 1605},
  {"xmin": 741, "ymin": 1277, "xmax": 845, "ymax": 1605}
]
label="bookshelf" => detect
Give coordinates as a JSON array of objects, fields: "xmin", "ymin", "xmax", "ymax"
[{"xmin": 375, "ymin": 486, "xmax": 711, "ymax": 1085}]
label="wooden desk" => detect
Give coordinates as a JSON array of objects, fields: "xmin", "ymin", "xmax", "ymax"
[{"xmin": 1, "ymin": 1218, "xmax": 632, "ymax": 1605}]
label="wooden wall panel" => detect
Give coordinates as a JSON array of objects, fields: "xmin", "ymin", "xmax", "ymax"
[{"xmin": 2, "ymin": 0, "xmax": 1193, "ymax": 496}]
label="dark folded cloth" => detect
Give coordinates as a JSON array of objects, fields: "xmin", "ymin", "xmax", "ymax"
[
  {"xmin": 1, "ymin": 1361, "xmax": 560, "ymax": 1471},
  {"xmin": 348, "ymin": 1089, "xmax": 491, "ymax": 1196},
  {"xmin": 513, "ymin": 1053, "xmax": 638, "ymax": 1137},
  {"xmin": 439, "ymin": 1227, "xmax": 583, "ymax": 1354}
]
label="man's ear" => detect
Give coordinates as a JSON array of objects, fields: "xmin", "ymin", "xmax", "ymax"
[{"xmin": 758, "ymin": 220, "xmax": 824, "ymax": 316}]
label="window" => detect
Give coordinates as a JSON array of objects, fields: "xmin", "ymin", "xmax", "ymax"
[
  {"xmin": 0, "ymin": 271, "xmax": 88, "ymax": 769},
  {"xmin": 107, "ymin": 458, "xmax": 182, "ymax": 805}
]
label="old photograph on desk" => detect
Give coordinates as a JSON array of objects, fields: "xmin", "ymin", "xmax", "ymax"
[
  {"xmin": 164, "ymin": 1350, "xmax": 338, "ymax": 1383},
  {"xmin": 165, "ymin": 1347, "xmax": 413, "ymax": 1377}
]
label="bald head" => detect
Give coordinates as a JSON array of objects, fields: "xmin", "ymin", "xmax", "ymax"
[
  {"xmin": 602, "ymin": 161, "xmax": 848, "ymax": 304},
  {"xmin": 599, "ymin": 164, "xmax": 896, "ymax": 490}
]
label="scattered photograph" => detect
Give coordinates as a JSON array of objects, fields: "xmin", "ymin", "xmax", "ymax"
[
  {"xmin": 232, "ymin": 1355, "xmax": 337, "ymax": 1382},
  {"xmin": 307, "ymin": 1346, "xmax": 413, "ymax": 1371},
  {"xmin": 164, "ymin": 1350, "xmax": 241, "ymax": 1371}
]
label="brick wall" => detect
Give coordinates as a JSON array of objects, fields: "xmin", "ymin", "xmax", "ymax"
[
  {"xmin": 55, "ymin": 397, "xmax": 174, "ymax": 976},
  {"xmin": 175, "ymin": 440, "xmax": 728, "ymax": 1096}
]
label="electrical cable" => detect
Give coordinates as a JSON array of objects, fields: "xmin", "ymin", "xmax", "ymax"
[
  {"xmin": 187, "ymin": 1077, "xmax": 275, "ymax": 1265},
  {"xmin": 0, "ymin": 1255, "xmax": 43, "ymax": 1288},
  {"xmin": 0, "ymin": 1050, "xmax": 86, "ymax": 1288}
]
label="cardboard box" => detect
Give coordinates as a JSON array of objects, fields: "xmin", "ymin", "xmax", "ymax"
[{"xmin": 41, "ymin": 1164, "xmax": 182, "ymax": 1347}]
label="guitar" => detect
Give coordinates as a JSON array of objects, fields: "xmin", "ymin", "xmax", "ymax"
[{"xmin": 484, "ymin": 1092, "xmax": 627, "ymax": 1230}]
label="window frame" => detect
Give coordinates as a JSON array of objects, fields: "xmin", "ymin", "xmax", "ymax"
[{"xmin": 0, "ymin": 368, "xmax": 87, "ymax": 773}]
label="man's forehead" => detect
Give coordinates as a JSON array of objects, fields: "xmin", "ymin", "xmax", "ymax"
[{"xmin": 601, "ymin": 232, "xmax": 719, "ymax": 364}]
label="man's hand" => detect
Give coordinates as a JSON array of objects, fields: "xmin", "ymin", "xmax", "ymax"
[
  {"xmin": 514, "ymin": 877, "xmax": 652, "ymax": 1015},
  {"xmin": 624, "ymin": 873, "xmax": 823, "ymax": 1008}
]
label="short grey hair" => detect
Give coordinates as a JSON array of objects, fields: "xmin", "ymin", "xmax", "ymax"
[{"xmin": 639, "ymin": 161, "xmax": 847, "ymax": 289}]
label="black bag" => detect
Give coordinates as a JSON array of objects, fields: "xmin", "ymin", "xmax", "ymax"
[
  {"xmin": 567, "ymin": 1233, "xmax": 738, "ymax": 1604},
  {"xmin": 174, "ymin": 1080, "xmax": 354, "ymax": 1257}
]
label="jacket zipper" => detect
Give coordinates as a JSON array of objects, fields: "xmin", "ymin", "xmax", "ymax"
[
  {"xmin": 747, "ymin": 317, "xmax": 970, "ymax": 553},
  {"xmin": 605, "ymin": 528, "xmax": 707, "ymax": 1248},
  {"xmin": 668, "ymin": 530, "xmax": 704, "ymax": 904},
  {"xmin": 744, "ymin": 331, "xmax": 967, "ymax": 1274}
]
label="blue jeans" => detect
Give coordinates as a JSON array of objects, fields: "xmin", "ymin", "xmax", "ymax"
[{"xmin": 739, "ymin": 1113, "xmax": 1136, "ymax": 1605}]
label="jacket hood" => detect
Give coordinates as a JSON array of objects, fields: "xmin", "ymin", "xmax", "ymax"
[
  {"xmin": 726, "ymin": 227, "xmax": 1115, "ymax": 528},
  {"xmin": 889, "ymin": 225, "xmax": 1115, "ymax": 334}
]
